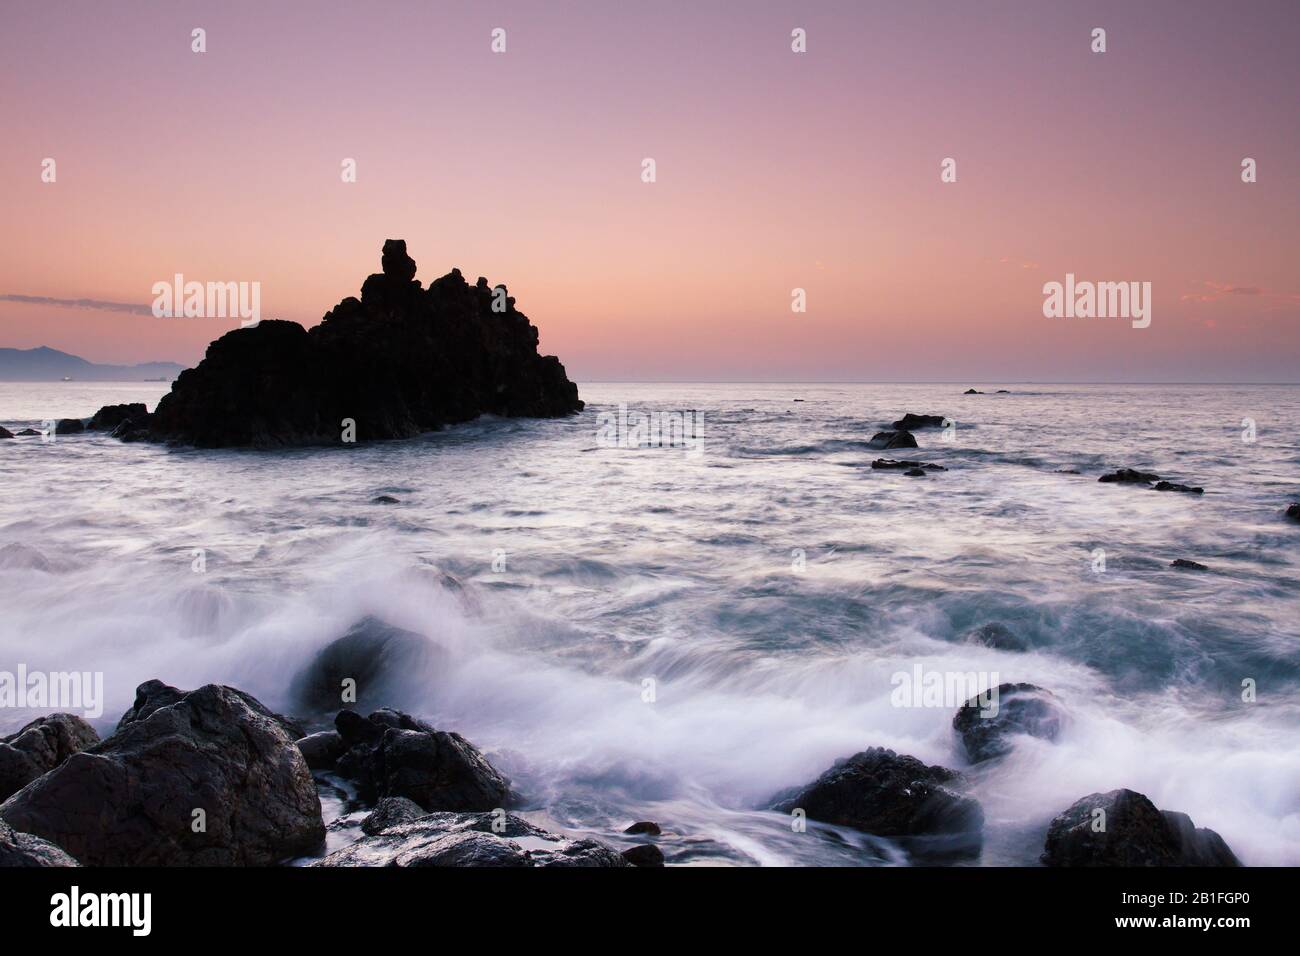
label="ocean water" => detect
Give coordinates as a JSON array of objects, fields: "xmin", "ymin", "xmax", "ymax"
[{"xmin": 1, "ymin": 381, "xmax": 1298, "ymax": 866}]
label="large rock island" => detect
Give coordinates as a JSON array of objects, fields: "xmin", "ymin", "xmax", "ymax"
[{"xmin": 134, "ymin": 240, "xmax": 582, "ymax": 447}]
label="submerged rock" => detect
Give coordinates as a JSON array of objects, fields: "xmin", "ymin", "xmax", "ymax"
[
  {"xmin": 0, "ymin": 426, "xmax": 12, "ymax": 439},
  {"xmin": 963, "ymin": 622, "xmax": 1030, "ymax": 652},
  {"xmin": 53, "ymin": 418, "xmax": 84, "ymax": 435},
  {"xmin": 1098, "ymin": 468, "xmax": 1160, "ymax": 485},
  {"xmin": 1041, "ymin": 789, "xmax": 1239, "ymax": 866},
  {"xmin": 1171, "ymin": 559, "xmax": 1209, "ymax": 571},
  {"xmin": 868, "ymin": 430, "xmax": 918, "ymax": 450},
  {"xmin": 0, "ymin": 713, "xmax": 100, "ymax": 803},
  {"xmin": 87, "ymin": 403, "xmax": 147, "ymax": 430},
  {"xmin": 0, "ymin": 682, "xmax": 324, "ymax": 865},
  {"xmin": 892, "ymin": 413, "xmax": 946, "ymax": 430},
  {"xmin": 1153, "ymin": 480, "xmax": 1204, "ymax": 494},
  {"xmin": 370, "ymin": 495, "xmax": 399, "ymax": 505},
  {"xmin": 140, "ymin": 241, "xmax": 583, "ymax": 447},
  {"xmin": 624, "ymin": 821, "xmax": 662, "ymax": 835},
  {"xmin": 110, "ymin": 416, "xmax": 152, "ymax": 442},
  {"xmin": 1287, "ymin": 503, "xmax": 1300, "ymax": 521},
  {"xmin": 621, "ymin": 844, "xmax": 665, "ymax": 867},
  {"xmin": 290, "ymin": 617, "xmax": 447, "ymax": 713},
  {"xmin": 15, "ymin": 428, "xmax": 41, "ymax": 436},
  {"xmin": 332, "ymin": 709, "xmax": 510, "ymax": 812},
  {"xmin": 904, "ymin": 467, "xmax": 927, "ymax": 477},
  {"xmin": 871, "ymin": 458, "xmax": 946, "ymax": 472},
  {"xmin": 952, "ymin": 683, "xmax": 1065, "ymax": 763},
  {"xmin": 0, "ymin": 817, "xmax": 79, "ymax": 867},
  {"xmin": 315, "ymin": 809, "xmax": 627, "ymax": 867},
  {"xmin": 964, "ymin": 388, "xmax": 982, "ymax": 395},
  {"xmin": 769, "ymin": 747, "xmax": 983, "ymax": 858}
]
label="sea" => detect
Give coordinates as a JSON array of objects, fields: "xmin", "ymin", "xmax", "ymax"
[{"xmin": 2, "ymin": 381, "xmax": 1298, "ymax": 865}]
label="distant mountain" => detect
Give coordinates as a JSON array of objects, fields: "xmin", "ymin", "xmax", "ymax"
[{"xmin": 0, "ymin": 346, "xmax": 184, "ymax": 382}]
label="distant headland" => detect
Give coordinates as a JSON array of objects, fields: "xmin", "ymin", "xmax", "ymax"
[{"xmin": 0, "ymin": 346, "xmax": 182, "ymax": 382}]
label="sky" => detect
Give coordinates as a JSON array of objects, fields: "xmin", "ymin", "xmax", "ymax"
[{"xmin": 1, "ymin": 0, "xmax": 1297, "ymax": 382}]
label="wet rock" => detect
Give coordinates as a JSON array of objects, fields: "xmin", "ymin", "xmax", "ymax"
[
  {"xmin": 296, "ymin": 730, "xmax": 345, "ymax": 770},
  {"xmin": 769, "ymin": 747, "xmax": 983, "ymax": 858},
  {"xmin": 119, "ymin": 678, "xmax": 305, "ymax": 740},
  {"xmin": 315, "ymin": 810, "xmax": 626, "ymax": 867},
  {"xmin": 0, "ymin": 714, "xmax": 101, "ymax": 802},
  {"xmin": 370, "ymin": 495, "xmax": 399, "ymax": 505},
  {"xmin": 621, "ymin": 844, "xmax": 665, "ymax": 867},
  {"xmin": 904, "ymin": 467, "xmax": 927, "ymax": 477},
  {"xmin": 952, "ymin": 683, "xmax": 1064, "ymax": 763},
  {"xmin": 0, "ymin": 426, "xmax": 12, "ymax": 439},
  {"xmin": 892, "ymin": 413, "xmax": 947, "ymax": 430},
  {"xmin": 290, "ymin": 617, "xmax": 448, "ymax": 713},
  {"xmin": 868, "ymin": 430, "xmax": 918, "ymax": 450},
  {"xmin": 1153, "ymin": 481, "xmax": 1204, "ymax": 494},
  {"xmin": 87, "ymin": 403, "xmax": 147, "ymax": 430},
  {"xmin": 963, "ymin": 622, "xmax": 1030, "ymax": 652},
  {"xmin": 142, "ymin": 241, "xmax": 583, "ymax": 447},
  {"xmin": 1041, "ymin": 789, "xmax": 1239, "ymax": 866},
  {"xmin": 15, "ymin": 428, "xmax": 41, "ymax": 436},
  {"xmin": 995, "ymin": 389, "xmax": 1010, "ymax": 394},
  {"xmin": 1171, "ymin": 559, "xmax": 1209, "ymax": 571},
  {"xmin": 361, "ymin": 796, "xmax": 425, "ymax": 835},
  {"xmin": 871, "ymin": 458, "xmax": 946, "ymax": 472},
  {"xmin": 332, "ymin": 709, "xmax": 510, "ymax": 812},
  {"xmin": 624, "ymin": 821, "xmax": 662, "ymax": 835},
  {"xmin": 964, "ymin": 388, "xmax": 982, "ymax": 395},
  {"xmin": 1287, "ymin": 503, "xmax": 1300, "ymax": 522},
  {"xmin": 54, "ymin": 418, "xmax": 84, "ymax": 435},
  {"xmin": 0, "ymin": 682, "xmax": 325, "ymax": 865},
  {"xmin": 0, "ymin": 817, "xmax": 79, "ymax": 867},
  {"xmin": 1098, "ymin": 468, "xmax": 1160, "ymax": 485},
  {"xmin": 110, "ymin": 416, "xmax": 152, "ymax": 442}
]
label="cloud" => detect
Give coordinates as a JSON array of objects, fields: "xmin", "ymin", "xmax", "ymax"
[
  {"xmin": 0, "ymin": 294, "xmax": 154, "ymax": 316},
  {"xmin": 1180, "ymin": 282, "xmax": 1266, "ymax": 303}
]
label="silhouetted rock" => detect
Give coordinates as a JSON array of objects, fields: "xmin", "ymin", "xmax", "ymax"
[
  {"xmin": 87, "ymin": 403, "xmax": 147, "ymax": 430},
  {"xmin": 1041, "ymin": 789, "xmax": 1240, "ymax": 866},
  {"xmin": 904, "ymin": 467, "xmax": 926, "ymax": 477},
  {"xmin": 0, "ymin": 427, "xmax": 12, "ymax": 439},
  {"xmin": 290, "ymin": 617, "xmax": 447, "ymax": 713},
  {"xmin": 1099, "ymin": 468, "xmax": 1160, "ymax": 485},
  {"xmin": 0, "ymin": 714, "xmax": 100, "ymax": 802},
  {"xmin": 119, "ymin": 678, "xmax": 305, "ymax": 740},
  {"xmin": 963, "ymin": 622, "xmax": 1029, "ymax": 652},
  {"xmin": 332, "ymin": 709, "xmax": 510, "ymax": 812},
  {"xmin": 622, "ymin": 844, "xmax": 666, "ymax": 867},
  {"xmin": 868, "ymin": 430, "xmax": 918, "ymax": 450},
  {"xmin": 1171, "ymin": 559, "xmax": 1209, "ymax": 571},
  {"xmin": 53, "ymin": 418, "xmax": 83, "ymax": 435},
  {"xmin": 0, "ymin": 817, "xmax": 79, "ymax": 867},
  {"xmin": 871, "ymin": 458, "xmax": 946, "ymax": 472},
  {"xmin": 315, "ymin": 810, "xmax": 627, "ymax": 867},
  {"xmin": 1153, "ymin": 480, "xmax": 1204, "ymax": 494},
  {"xmin": 964, "ymin": 388, "xmax": 982, "ymax": 394},
  {"xmin": 140, "ymin": 242, "xmax": 583, "ymax": 447},
  {"xmin": 952, "ymin": 683, "xmax": 1064, "ymax": 763},
  {"xmin": 624, "ymin": 821, "xmax": 662, "ymax": 835},
  {"xmin": 371, "ymin": 495, "xmax": 399, "ymax": 504},
  {"xmin": 0, "ymin": 682, "xmax": 324, "ymax": 865},
  {"xmin": 995, "ymin": 389, "xmax": 1010, "ymax": 393},
  {"xmin": 110, "ymin": 416, "xmax": 151, "ymax": 442},
  {"xmin": 1288, "ymin": 503, "xmax": 1300, "ymax": 522},
  {"xmin": 769, "ymin": 748, "xmax": 983, "ymax": 858},
  {"xmin": 15, "ymin": 428, "xmax": 41, "ymax": 436},
  {"xmin": 892, "ymin": 413, "xmax": 946, "ymax": 430}
]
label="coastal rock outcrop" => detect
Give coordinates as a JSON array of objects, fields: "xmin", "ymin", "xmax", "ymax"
[
  {"xmin": 892, "ymin": 413, "xmax": 946, "ymax": 430},
  {"xmin": 314, "ymin": 809, "xmax": 628, "ymax": 867},
  {"xmin": 53, "ymin": 418, "xmax": 84, "ymax": 435},
  {"xmin": 1287, "ymin": 503, "xmax": 1300, "ymax": 522},
  {"xmin": 0, "ymin": 713, "xmax": 100, "ymax": 802},
  {"xmin": 1154, "ymin": 480, "xmax": 1204, "ymax": 494},
  {"xmin": 139, "ymin": 240, "xmax": 583, "ymax": 447},
  {"xmin": 868, "ymin": 430, "xmax": 918, "ymax": 450},
  {"xmin": 871, "ymin": 458, "xmax": 946, "ymax": 472},
  {"xmin": 290, "ymin": 617, "xmax": 447, "ymax": 713},
  {"xmin": 87, "ymin": 403, "xmax": 147, "ymax": 430},
  {"xmin": 1098, "ymin": 468, "xmax": 1160, "ymax": 485},
  {"xmin": 331, "ymin": 708, "xmax": 511, "ymax": 812},
  {"xmin": 0, "ymin": 426, "xmax": 12, "ymax": 439},
  {"xmin": 1171, "ymin": 559, "xmax": 1209, "ymax": 571},
  {"xmin": 952, "ymin": 683, "xmax": 1064, "ymax": 763},
  {"xmin": 1041, "ymin": 789, "xmax": 1240, "ymax": 866},
  {"xmin": 769, "ymin": 747, "xmax": 983, "ymax": 858},
  {"xmin": 0, "ymin": 682, "xmax": 325, "ymax": 865},
  {"xmin": 0, "ymin": 817, "xmax": 80, "ymax": 867}
]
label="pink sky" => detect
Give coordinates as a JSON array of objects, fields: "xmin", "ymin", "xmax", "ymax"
[{"xmin": 1, "ymin": 0, "xmax": 1297, "ymax": 381}]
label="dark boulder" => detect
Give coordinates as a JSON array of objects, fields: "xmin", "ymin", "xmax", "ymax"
[
  {"xmin": 904, "ymin": 467, "xmax": 927, "ymax": 477},
  {"xmin": 16, "ymin": 428, "xmax": 41, "ymax": 436},
  {"xmin": 0, "ymin": 682, "xmax": 324, "ymax": 865},
  {"xmin": 1041, "ymin": 789, "xmax": 1239, "ymax": 866},
  {"xmin": 119, "ymin": 677, "xmax": 305, "ymax": 740},
  {"xmin": 892, "ymin": 413, "xmax": 946, "ymax": 430},
  {"xmin": 361, "ymin": 796, "xmax": 425, "ymax": 835},
  {"xmin": 964, "ymin": 388, "xmax": 982, "ymax": 394},
  {"xmin": 371, "ymin": 495, "xmax": 399, "ymax": 505},
  {"xmin": 995, "ymin": 389, "xmax": 1010, "ymax": 393},
  {"xmin": 952, "ymin": 683, "xmax": 1065, "ymax": 763},
  {"xmin": 296, "ymin": 730, "xmax": 345, "ymax": 770},
  {"xmin": 0, "ymin": 817, "xmax": 79, "ymax": 867},
  {"xmin": 0, "ymin": 426, "xmax": 12, "ymax": 439},
  {"xmin": 1287, "ymin": 503, "xmax": 1300, "ymax": 521},
  {"xmin": 1099, "ymin": 468, "xmax": 1160, "ymax": 485},
  {"xmin": 963, "ymin": 622, "xmax": 1030, "ymax": 652},
  {"xmin": 871, "ymin": 458, "xmax": 946, "ymax": 471},
  {"xmin": 1153, "ymin": 481, "xmax": 1204, "ymax": 494},
  {"xmin": 54, "ymin": 418, "xmax": 84, "ymax": 435},
  {"xmin": 621, "ymin": 844, "xmax": 665, "ymax": 867},
  {"xmin": 332, "ymin": 709, "xmax": 510, "ymax": 812},
  {"xmin": 769, "ymin": 747, "xmax": 983, "ymax": 858},
  {"xmin": 0, "ymin": 714, "xmax": 100, "ymax": 802},
  {"xmin": 1171, "ymin": 559, "xmax": 1208, "ymax": 571},
  {"xmin": 110, "ymin": 416, "xmax": 152, "ymax": 442},
  {"xmin": 87, "ymin": 403, "xmax": 148, "ymax": 430},
  {"xmin": 315, "ymin": 810, "xmax": 626, "ymax": 867},
  {"xmin": 140, "ymin": 241, "xmax": 583, "ymax": 448},
  {"xmin": 868, "ymin": 430, "xmax": 918, "ymax": 450},
  {"xmin": 624, "ymin": 820, "xmax": 662, "ymax": 835},
  {"xmin": 290, "ymin": 617, "xmax": 447, "ymax": 713}
]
